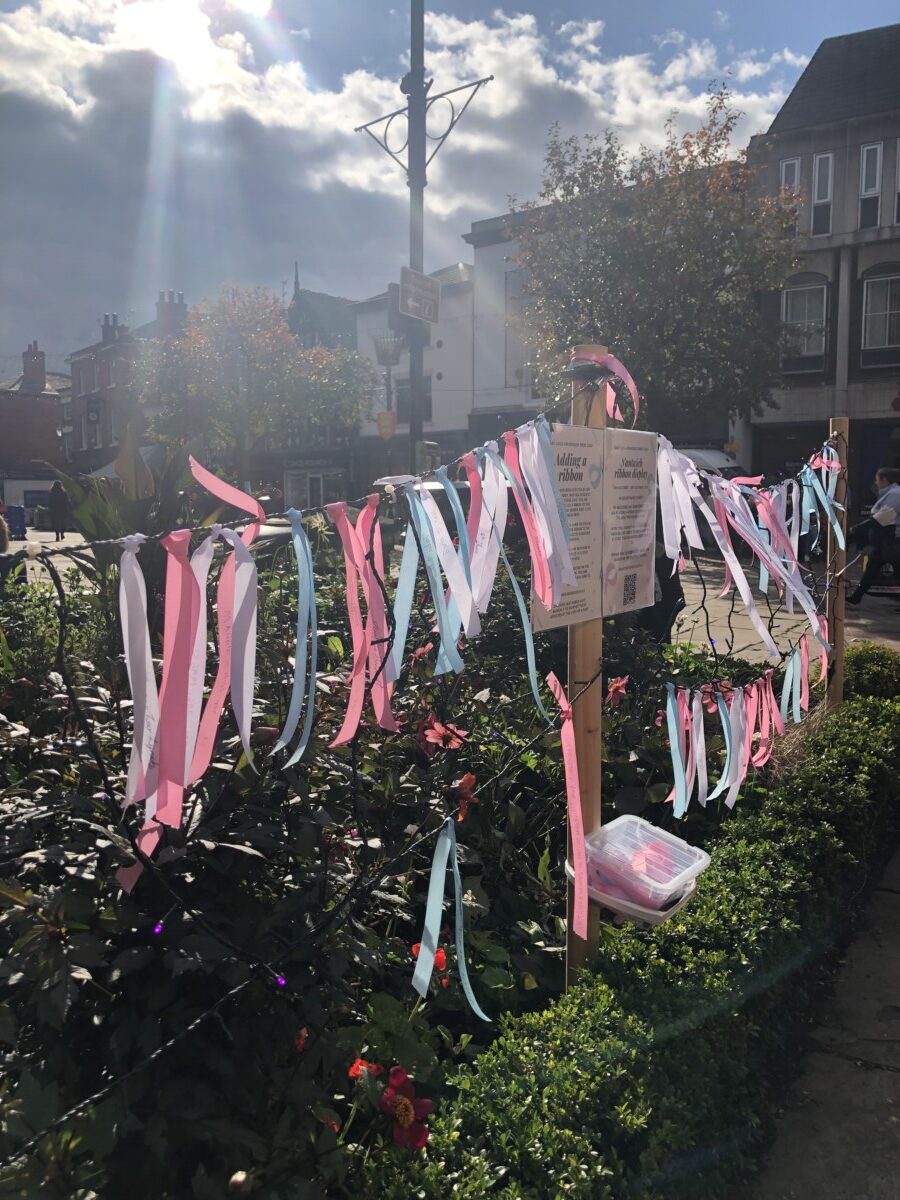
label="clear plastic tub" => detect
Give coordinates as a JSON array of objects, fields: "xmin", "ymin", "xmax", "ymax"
[{"xmin": 584, "ymin": 815, "xmax": 710, "ymax": 910}]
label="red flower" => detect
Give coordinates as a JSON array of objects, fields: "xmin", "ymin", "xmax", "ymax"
[
  {"xmin": 417, "ymin": 713, "xmax": 468, "ymax": 755},
  {"xmin": 379, "ymin": 1066, "xmax": 433, "ymax": 1150},
  {"xmin": 412, "ymin": 942, "xmax": 447, "ymax": 973},
  {"xmin": 654, "ymin": 708, "xmax": 665, "ymax": 728},
  {"xmin": 605, "ymin": 675, "xmax": 629, "ymax": 708},
  {"xmin": 348, "ymin": 1057, "xmax": 383, "ymax": 1079},
  {"xmin": 449, "ymin": 772, "xmax": 478, "ymax": 822},
  {"xmin": 409, "ymin": 642, "xmax": 434, "ymax": 665},
  {"xmin": 294, "ymin": 1027, "xmax": 309, "ymax": 1054}
]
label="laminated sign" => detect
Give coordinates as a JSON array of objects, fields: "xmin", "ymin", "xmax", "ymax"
[{"xmin": 532, "ymin": 426, "xmax": 656, "ymax": 631}]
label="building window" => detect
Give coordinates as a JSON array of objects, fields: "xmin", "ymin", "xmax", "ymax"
[
  {"xmin": 782, "ymin": 285, "xmax": 826, "ymax": 358},
  {"xmin": 780, "ymin": 158, "xmax": 800, "ymax": 191},
  {"xmin": 811, "ymin": 153, "xmax": 833, "ymax": 235},
  {"xmin": 61, "ymin": 403, "xmax": 71, "ymax": 425},
  {"xmin": 859, "ymin": 143, "xmax": 882, "ymax": 230},
  {"xmin": 862, "ymin": 275, "xmax": 900, "ymax": 349},
  {"xmin": 396, "ymin": 377, "xmax": 433, "ymax": 424},
  {"xmin": 79, "ymin": 415, "xmax": 87, "ymax": 450},
  {"xmin": 62, "ymin": 433, "xmax": 72, "ymax": 462}
]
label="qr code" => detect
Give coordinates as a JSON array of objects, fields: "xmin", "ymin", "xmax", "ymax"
[{"xmin": 623, "ymin": 572, "xmax": 637, "ymax": 606}]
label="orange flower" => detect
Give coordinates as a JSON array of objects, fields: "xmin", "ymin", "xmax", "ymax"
[
  {"xmin": 412, "ymin": 943, "xmax": 447, "ymax": 972},
  {"xmin": 449, "ymin": 772, "xmax": 478, "ymax": 822},
  {"xmin": 348, "ymin": 1057, "xmax": 383, "ymax": 1079},
  {"xmin": 605, "ymin": 675, "xmax": 629, "ymax": 707}
]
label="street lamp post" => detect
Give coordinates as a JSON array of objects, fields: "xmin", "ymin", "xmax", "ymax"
[{"xmin": 374, "ymin": 332, "xmax": 405, "ymax": 413}]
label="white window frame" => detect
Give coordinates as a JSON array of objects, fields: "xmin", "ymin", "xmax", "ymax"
[
  {"xmin": 862, "ymin": 274, "xmax": 900, "ymax": 350},
  {"xmin": 780, "ymin": 157, "xmax": 800, "ymax": 191},
  {"xmin": 782, "ymin": 284, "xmax": 827, "ymax": 358},
  {"xmin": 859, "ymin": 142, "xmax": 882, "ymax": 230},
  {"xmin": 811, "ymin": 153, "xmax": 833, "ymax": 235},
  {"xmin": 860, "ymin": 142, "xmax": 882, "ymax": 197}
]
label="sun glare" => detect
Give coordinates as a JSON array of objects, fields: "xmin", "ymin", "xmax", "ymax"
[{"xmin": 227, "ymin": 0, "xmax": 272, "ymax": 15}]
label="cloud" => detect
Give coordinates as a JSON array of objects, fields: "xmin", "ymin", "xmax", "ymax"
[
  {"xmin": 0, "ymin": 2, "xmax": 807, "ymax": 368},
  {"xmin": 713, "ymin": 9, "xmax": 729, "ymax": 29}
]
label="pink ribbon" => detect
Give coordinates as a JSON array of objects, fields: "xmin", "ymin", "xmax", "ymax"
[
  {"xmin": 460, "ymin": 452, "xmax": 483, "ymax": 566},
  {"xmin": 817, "ymin": 617, "xmax": 829, "ymax": 683},
  {"xmin": 502, "ymin": 432, "xmax": 552, "ymax": 609},
  {"xmin": 742, "ymin": 680, "xmax": 761, "ymax": 771},
  {"xmin": 117, "ymin": 529, "xmax": 200, "ymax": 892},
  {"xmin": 547, "ymin": 672, "xmax": 588, "ymax": 942},
  {"xmin": 667, "ymin": 687, "xmax": 695, "ymax": 806},
  {"xmin": 356, "ymin": 496, "xmax": 398, "ymax": 735},
  {"xmin": 568, "ymin": 348, "xmax": 640, "ymax": 426},
  {"xmin": 187, "ymin": 460, "xmax": 265, "ymax": 784},
  {"xmin": 808, "ymin": 453, "xmax": 839, "ymax": 472}
]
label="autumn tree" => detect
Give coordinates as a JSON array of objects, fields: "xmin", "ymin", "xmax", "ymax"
[
  {"xmin": 512, "ymin": 88, "xmax": 798, "ymax": 433},
  {"xmin": 137, "ymin": 286, "xmax": 377, "ymax": 480}
]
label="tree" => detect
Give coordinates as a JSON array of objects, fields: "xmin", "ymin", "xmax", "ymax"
[
  {"xmin": 137, "ymin": 286, "xmax": 376, "ymax": 481},
  {"xmin": 511, "ymin": 89, "xmax": 799, "ymax": 432}
]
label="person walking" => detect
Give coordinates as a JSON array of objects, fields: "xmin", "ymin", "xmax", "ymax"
[
  {"xmin": 47, "ymin": 480, "xmax": 69, "ymax": 543},
  {"xmin": 847, "ymin": 467, "xmax": 900, "ymax": 605}
]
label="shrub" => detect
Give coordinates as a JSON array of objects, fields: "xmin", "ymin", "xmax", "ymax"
[
  {"xmin": 364, "ymin": 698, "xmax": 900, "ymax": 1199},
  {"xmin": 844, "ymin": 640, "xmax": 900, "ymax": 700}
]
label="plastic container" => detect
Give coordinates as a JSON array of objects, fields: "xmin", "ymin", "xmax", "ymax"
[{"xmin": 584, "ymin": 815, "xmax": 710, "ymax": 911}]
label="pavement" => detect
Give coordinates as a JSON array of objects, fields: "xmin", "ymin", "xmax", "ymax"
[
  {"xmin": 677, "ymin": 556, "xmax": 900, "ymax": 660},
  {"xmin": 747, "ymin": 847, "xmax": 900, "ymax": 1200}
]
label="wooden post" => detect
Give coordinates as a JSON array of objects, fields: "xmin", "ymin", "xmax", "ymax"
[
  {"xmin": 826, "ymin": 416, "xmax": 849, "ymax": 707},
  {"xmin": 565, "ymin": 346, "xmax": 606, "ymax": 987}
]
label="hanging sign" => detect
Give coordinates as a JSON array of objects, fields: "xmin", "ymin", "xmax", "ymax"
[
  {"xmin": 601, "ymin": 429, "xmax": 657, "ymax": 616},
  {"xmin": 531, "ymin": 425, "xmax": 605, "ymax": 632},
  {"xmin": 376, "ymin": 410, "xmax": 398, "ymax": 440}
]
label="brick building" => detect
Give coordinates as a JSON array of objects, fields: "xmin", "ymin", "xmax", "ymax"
[
  {"xmin": 741, "ymin": 23, "xmax": 900, "ymax": 509},
  {"xmin": 0, "ymin": 340, "xmax": 70, "ymax": 511}
]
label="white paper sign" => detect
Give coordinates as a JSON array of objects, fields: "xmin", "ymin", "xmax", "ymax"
[
  {"xmin": 531, "ymin": 426, "xmax": 605, "ymax": 633},
  {"xmin": 601, "ymin": 429, "xmax": 657, "ymax": 616}
]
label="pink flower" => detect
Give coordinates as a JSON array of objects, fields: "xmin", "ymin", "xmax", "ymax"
[
  {"xmin": 417, "ymin": 713, "xmax": 468, "ymax": 754},
  {"xmin": 655, "ymin": 708, "xmax": 665, "ymax": 728},
  {"xmin": 605, "ymin": 676, "xmax": 629, "ymax": 708},
  {"xmin": 409, "ymin": 642, "xmax": 434, "ymax": 665}
]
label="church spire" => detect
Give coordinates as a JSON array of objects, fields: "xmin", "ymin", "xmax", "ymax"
[
  {"xmin": 293, "ymin": 260, "xmax": 300, "ymax": 301},
  {"xmin": 288, "ymin": 260, "xmax": 302, "ymax": 336}
]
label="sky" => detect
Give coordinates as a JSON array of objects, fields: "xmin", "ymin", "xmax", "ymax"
[{"xmin": 0, "ymin": 0, "xmax": 897, "ymax": 374}]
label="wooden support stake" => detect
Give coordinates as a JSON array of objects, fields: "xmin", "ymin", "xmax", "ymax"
[
  {"xmin": 565, "ymin": 346, "xmax": 606, "ymax": 987},
  {"xmin": 826, "ymin": 416, "xmax": 849, "ymax": 708}
]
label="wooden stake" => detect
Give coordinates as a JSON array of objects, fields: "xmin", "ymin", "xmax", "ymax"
[
  {"xmin": 826, "ymin": 416, "xmax": 849, "ymax": 708},
  {"xmin": 565, "ymin": 345, "xmax": 606, "ymax": 987}
]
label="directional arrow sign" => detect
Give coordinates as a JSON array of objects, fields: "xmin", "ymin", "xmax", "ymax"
[{"xmin": 399, "ymin": 267, "xmax": 441, "ymax": 324}]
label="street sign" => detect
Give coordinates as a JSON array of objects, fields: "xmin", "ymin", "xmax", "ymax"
[
  {"xmin": 376, "ymin": 410, "xmax": 397, "ymax": 440},
  {"xmin": 399, "ymin": 267, "xmax": 440, "ymax": 324}
]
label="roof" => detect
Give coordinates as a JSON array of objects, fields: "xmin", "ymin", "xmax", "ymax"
[
  {"xmin": 462, "ymin": 208, "xmax": 536, "ymax": 248},
  {"xmin": 288, "ymin": 288, "xmax": 354, "ymax": 342},
  {"xmin": 768, "ymin": 23, "xmax": 900, "ymax": 134},
  {"xmin": 0, "ymin": 371, "xmax": 71, "ymax": 396}
]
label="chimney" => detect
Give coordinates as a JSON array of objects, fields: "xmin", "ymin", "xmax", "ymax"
[
  {"xmin": 102, "ymin": 313, "xmax": 112, "ymax": 343},
  {"xmin": 156, "ymin": 288, "xmax": 188, "ymax": 337},
  {"xmin": 22, "ymin": 339, "xmax": 46, "ymax": 394}
]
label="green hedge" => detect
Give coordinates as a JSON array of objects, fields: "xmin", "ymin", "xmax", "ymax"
[
  {"xmin": 364, "ymin": 697, "xmax": 900, "ymax": 1199},
  {"xmin": 844, "ymin": 641, "xmax": 900, "ymax": 700}
]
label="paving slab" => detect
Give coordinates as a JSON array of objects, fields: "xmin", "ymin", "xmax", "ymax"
[{"xmin": 749, "ymin": 850, "xmax": 900, "ymax": 1200}]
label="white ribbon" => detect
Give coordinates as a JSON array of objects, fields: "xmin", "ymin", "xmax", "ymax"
[
  {"xmin": 182, "ymin": 533, "xmax": 215, "ymax": 785},
  {"xmin": 724, "ymin": 688, "xmax": 747, "ymax": 809},
  {"xmin": 691, "ymin": 690, "xmax": 708, "ymax": 809},
  {"xmin": 469, "ymin": 445, "xmax": 508, "ymax": 614},
  {"xmin": 119, "ymin": 535, "xmax": 160, "ymax": 810},
  {"xmin": 417, "ymin": 485, "xmax": 481, "ymax": 639},
  {"xmin": 516, "ymin": 423, "xmax": 576, "ymax": 605},
  {"xmin": 218, "ymin": 527, "xmax": 258, "ymax": 767}
]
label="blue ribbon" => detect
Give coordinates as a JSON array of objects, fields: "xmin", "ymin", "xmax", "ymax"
[
  {"xmin": 666, "ymin": 683, "xmax": 689, "ymax": 819},
  {"xmin": 273, "ymin": 510, "xmax": 318, "ymax": 766},
  {"xmin": 706, "ymin": 691, "xmax": 734, "ymax": 803},
  {"xmin": 801, "ymin": 465, "xmax": 845, "ymax": 551},
  {"xmin": 780, "ymin": 647, "xmax": 802, "ymax": 725},
  {"xmin": 477, "ymin": 449, "xmax": 552, "ymax": 724},
  {"xmin": 405, "ymin": 488, "xmax": 465, "ymax": 677},
  {"xmin": 535, "ymin": 416, "xmax": 570, "ymax": 541},
  {"xmin": 412, "ymin": 817, "xmax": 490, "ymax": 1022},
  {"xmin": 389, "ymin": 520, "xmax": 420, "ymax": 679}
]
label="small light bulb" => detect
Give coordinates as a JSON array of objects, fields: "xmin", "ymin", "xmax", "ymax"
[
  {"xmin": 276, "ymin": 975, "xmax": 287, "ymax": 987},
  {"xmin": 152, "ymin": 922, "xmax": 164, "ymax": 935}
]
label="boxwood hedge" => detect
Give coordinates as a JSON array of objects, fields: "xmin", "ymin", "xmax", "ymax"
[{"xmin": 364, "ymin": 696, "xmax": 900, "ymax": 1199}]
